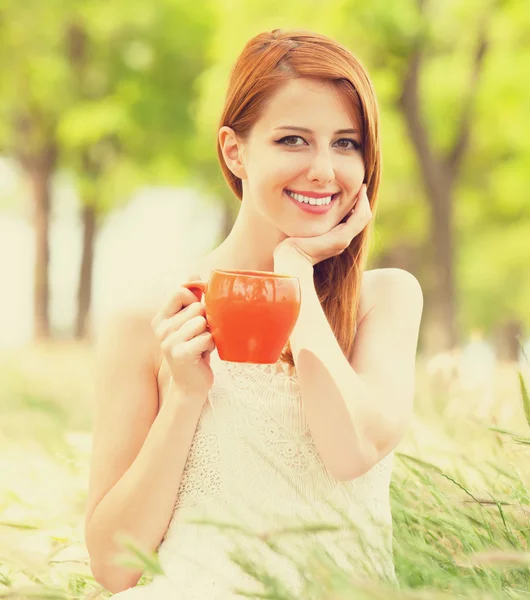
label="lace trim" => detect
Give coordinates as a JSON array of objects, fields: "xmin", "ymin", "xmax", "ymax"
[
  {"xmin": 174, "ymin": 407, "xmax": 223, "ymax": 510},
  {"xmin": 223, "ymin": 359, "xmax": 299, "ymax": 397},
  {"xmin": 163, "ymin": 351, "xmax": 393, "ymax": 544}
]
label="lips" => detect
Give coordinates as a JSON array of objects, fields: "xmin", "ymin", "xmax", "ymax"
[
  {"xmin": 284, "ymin": 190, "xmax": 338, "ymax": 215},
  {"xmin": 285, "ymin": 189, "xmax": 339, "ymax": 203},
  {"xmin": 286, "ymin": 189, "xmax": 340, "ymax": 199}
]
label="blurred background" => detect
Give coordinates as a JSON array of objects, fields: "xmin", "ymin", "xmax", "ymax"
[{"xmin": 1, "ymin": 0, "xmax": 529, "ymax": 598}]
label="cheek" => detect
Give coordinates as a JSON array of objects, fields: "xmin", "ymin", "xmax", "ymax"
[
  {"xmin": 253, "ymin": 164, "xmax": 302, "ymax": 194},
  {"xmin": 339, "ymin": 157, "xmax": 365, "ymax": 186}
]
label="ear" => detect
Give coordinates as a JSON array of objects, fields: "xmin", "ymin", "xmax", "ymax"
[{"xmin": 218, "ymin": 126, "xmax": 247, "ymax": 180}]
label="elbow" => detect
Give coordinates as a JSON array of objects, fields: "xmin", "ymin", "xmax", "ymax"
[
  {"xmin": 90, "ymin": 558, "xmax": 142, "ymax": 594},
  {"xmin": 333, "ymin": 417, "xmax": 409, "ymax": 481},
  {"xmin": 328, "ymin": 455, "xmax": 373, "ymax": 482},
  {"xmin": 335, "ymin": 434, "xmax": 407, "ymax": 482},
  {"xmin": 85, "ymin": 516, "xmax": 143, "ymax": 593},
  {"xmin": 330, "ymin": 441, "xmax": 382, "ymax": 482}
]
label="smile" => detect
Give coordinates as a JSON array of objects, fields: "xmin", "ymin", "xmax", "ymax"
[{"xmin": 284, "ymin": 189, "xmax": 339, "ymax": 214}]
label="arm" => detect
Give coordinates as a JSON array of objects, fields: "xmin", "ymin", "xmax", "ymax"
[
  {"xmin": 85, "ymin": 308, "xmax": 205, "ymax": 593},
  {"xmin": 275, "ymin": 254, "xmax": 423, "ymax": 482}
]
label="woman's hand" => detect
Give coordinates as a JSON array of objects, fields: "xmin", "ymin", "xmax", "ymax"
[
  {"xmin": 151, "ymin": 276, "xmax": 216, "ymax": 404},
  {"xmin": 273, "ymin": 184, "xmax": 372, "ymax": 268}
]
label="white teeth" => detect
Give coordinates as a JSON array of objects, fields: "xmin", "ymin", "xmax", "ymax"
[{"xmin": 286, "ymin": 191, "xmax": 334, "ymax": 205}]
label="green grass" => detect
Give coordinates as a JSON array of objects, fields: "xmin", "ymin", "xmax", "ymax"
[{"xmin": 0, "ymin": 343, "xmax": 529, "ymax": 599}]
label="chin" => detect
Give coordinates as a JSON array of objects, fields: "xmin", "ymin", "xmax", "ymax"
[{"xmin": 281, "ymin": 220, "xmax": 334, "ymax": 239}]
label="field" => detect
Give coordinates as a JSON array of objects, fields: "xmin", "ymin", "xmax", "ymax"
[{"xmin": 0, "ymin": 342, "xmax": 529, "ymax": 599}]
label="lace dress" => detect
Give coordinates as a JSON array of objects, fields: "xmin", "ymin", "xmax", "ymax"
[{"xmin": 112, "ymin": 349, "xmax": 397, "ymax": 599}]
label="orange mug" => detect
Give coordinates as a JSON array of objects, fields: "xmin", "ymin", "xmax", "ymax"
[{"xmin": 182, "ymin": 269, "xmax": 301, "ymax": 364}]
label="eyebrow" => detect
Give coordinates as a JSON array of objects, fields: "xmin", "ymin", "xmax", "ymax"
[{"xmin": 273, "ymin": 126, "xmax": 358, "ymax": 135}]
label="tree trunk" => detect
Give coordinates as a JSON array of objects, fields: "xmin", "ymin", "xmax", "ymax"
[
  {"xmin": 399, "ymin": 48, "xmax": 458, "ymax": 352},
  {"xmin": 398, "ymin": 14, "xmax": 489, "ymax": 354},
  {"xmin": 28, "ymin": 151, "xmax": 56, "ymax": 341},
  {"xmin": 494, "ymin": 319, "xmax": 524, "ymax": 363},
  {"xmin": 428, "ymin": 185, "xmax": 458, "ymax": 352},
  {"xmin": 372, "ymin": 241, "xmax": 423, "ymax": 274},
  {"xmin": 75, "ymin": 203, "xmax": 96, "ymax": 339}
]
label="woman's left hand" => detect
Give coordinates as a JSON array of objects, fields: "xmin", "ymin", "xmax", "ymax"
[{"xmin": 273, "ymin": 184, "xmax": 372, "ymax": 268}]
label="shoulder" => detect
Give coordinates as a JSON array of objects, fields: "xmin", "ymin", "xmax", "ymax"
[
  {"xmin": 95, "ymin": 266, "xmax": 194, "ymax": 375},
  {"xmin": 358, "ymin": 268, "xmax": 423, "ymax": 323},
  {"xmin": 95, "ymin": 298, "xmax": 162, "ymax": 377},
  {"xmin": 96, "ymin": 263, "xmax": 198, "ymax": 342}
]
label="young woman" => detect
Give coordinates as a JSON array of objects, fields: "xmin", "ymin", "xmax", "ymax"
[{"xmin": 85, "ymin": 29, "xmax": 423, "ymax": 598}]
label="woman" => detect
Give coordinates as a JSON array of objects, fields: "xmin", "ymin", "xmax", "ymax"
[{"xmin": 85, "ymin": 29, "xmax": 423, "ymax": 598}]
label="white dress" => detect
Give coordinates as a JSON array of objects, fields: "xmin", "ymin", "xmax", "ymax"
[{"xmin": 113, "ymin": 348, "xmax": 397, "ymax": 599}]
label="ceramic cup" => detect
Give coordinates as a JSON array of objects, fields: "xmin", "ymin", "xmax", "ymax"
[{"xmin": 182, "ymin": 269, "xmax": 301, "ymax": 364}]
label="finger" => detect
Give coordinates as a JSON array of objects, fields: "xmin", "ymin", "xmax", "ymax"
[
  {"xmin": 160, "ymin": 284, "xmax": 202, "ymax": 321},
  {"xmin": 185, "ymin": 331, "xmax": 216, "ymax": 361},
  {"xmin": 332, "ymin": 187, "xmax": 371, "ymax": 246},
  {"xmin": 189, "ymin": 333, "xmax": 216, "ymax": 364},
  {"xmin": 153, "ymin": 291, "xmax": 193, "ymax": 334},
  {"xmin": 337, "ymin": 185, "xmax": 366, "ymax": 226},
  {"xmin": 194, "ymin": 331, "xmax": 216, "ymax": 354},
  {"xmin": 353, "ymin": 183, "xmax": 364, "ymax": 206},
  {"xmin": 360, "ymin": 184, "xmax": 371, "ymax": 214},
  {"xmin": 176, "ymin": 314, "xmax": 209, "ymax": 342},
  {"xmin": 161, "ymin": 329, "xmax": 214, "ymax": 362},
  {"xmin": 157, "ymin": 302, "xmax": 205, "ymax": 339},
  {"xmin": 352, "ymin": 183, "xmax": 368, "ymax": 209},
  {"xmin": 349, "ymin": 185, "xmax": 371, "ymax": 223}
]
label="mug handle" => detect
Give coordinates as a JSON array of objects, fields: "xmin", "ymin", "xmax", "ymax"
[{"xmin": 182, "ymin": 280, "xmax": 207, "ymax": 303}]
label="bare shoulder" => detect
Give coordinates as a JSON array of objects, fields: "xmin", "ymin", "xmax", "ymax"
[
  {"xmin": 95, "ymin": 264, "xmax": 200, "ymax": 372},
  {"xmin": 96, "ymin": 294, "xmax": 163, "ymax": 376},
  {"xmin": 350, "ymin": 267, "xmax": 423, "ymax": 370},
  {"xmin": 358, "ymin": 268, "xmax": 423, "ymax": 323}
]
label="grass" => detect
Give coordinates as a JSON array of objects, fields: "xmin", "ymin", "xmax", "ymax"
[{"xmin": 0, "ymin": 343, "xmax": 529, "ymax": 599}]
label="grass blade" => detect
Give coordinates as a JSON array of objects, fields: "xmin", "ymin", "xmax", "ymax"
[{"xmin": 518, "ymin": 370, "xmax": 530, "ymax": 429}]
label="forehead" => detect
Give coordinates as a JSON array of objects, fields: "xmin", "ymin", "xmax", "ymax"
[{"xmin": 255, "ymin": 78, "xmax": 359, "ymax": 132}]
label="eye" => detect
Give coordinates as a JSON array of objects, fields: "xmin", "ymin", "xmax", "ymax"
[
  {"xmin": 275, "ymin": 136, "xmax": 362, "ymax": 151},
  {"xmin": 275, "ymin": 135, "xmax": 307, "ymax": 147},
  {"xmin": 334, "ymin": 138, "xmax": 362, "ymax": 151}
]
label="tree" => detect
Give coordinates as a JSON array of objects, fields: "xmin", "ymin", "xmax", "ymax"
[
  {"xmin": 397, "ymin": 1, "xmax": 490, "ymax": 352},
  {"xmin": 60, "ymin": 2, "xmax": 215, "ymax": 337},
  {"xmin": 333, "ymin": 0, "xmax": 530, "ymax": 354},
  {"xmin": 0, "ymin": 0, "xmax": 69, "ymax": 339},
  {"xmin": 0, "ymin": 0, "xmax": 216, "ymax": 339}
]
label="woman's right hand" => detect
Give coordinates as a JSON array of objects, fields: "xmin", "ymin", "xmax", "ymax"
[{"xmin": 151, "ymin": 277, "xmax": 216, "ymax": 403}]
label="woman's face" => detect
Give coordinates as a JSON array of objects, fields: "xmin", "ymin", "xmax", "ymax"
[{"xmin": 229, "ymin": 78, "xmax": 366, "ymax": 238}]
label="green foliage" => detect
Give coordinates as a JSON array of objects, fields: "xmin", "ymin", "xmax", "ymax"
[
  {"xmin": 0, "ymin": 0, "xmax": 216, "ymax": 215},
  {"xmin": 520, "ymin": 371, "xmax": 530, "ymax": 428},
  {"xmin": 0, "ymin": 0, "xmax": 529, "ymax": 334},
  {"xmin": 1, "ymin": 344, "xmax": 530, "ymax": 599},
  {"xmin": 339, "ymin": 0, "xmax": 530, "ymax": 333},
  {"xmin": 188, "ymin": 0, "xmax": 530, "ymax": 334}
]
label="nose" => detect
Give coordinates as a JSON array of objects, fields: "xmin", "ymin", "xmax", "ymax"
[{"xmin": 306, "ymin": 148, "xmax": 335, "ymax": 186}]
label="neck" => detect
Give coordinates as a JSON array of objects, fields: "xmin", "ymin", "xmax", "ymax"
[{"xmin": 202, "ymin": 199, "xmax": 287, "ymax": 275}]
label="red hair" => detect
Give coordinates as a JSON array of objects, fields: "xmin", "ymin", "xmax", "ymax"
[{"xmin": 216, "ymin": 29, "xmax": 381, "ymax": 366}]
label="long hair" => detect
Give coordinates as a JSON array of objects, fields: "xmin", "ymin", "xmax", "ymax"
[{"xmin": 216, "ymin": 29, "xmax": 381, "ymax": 366}]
